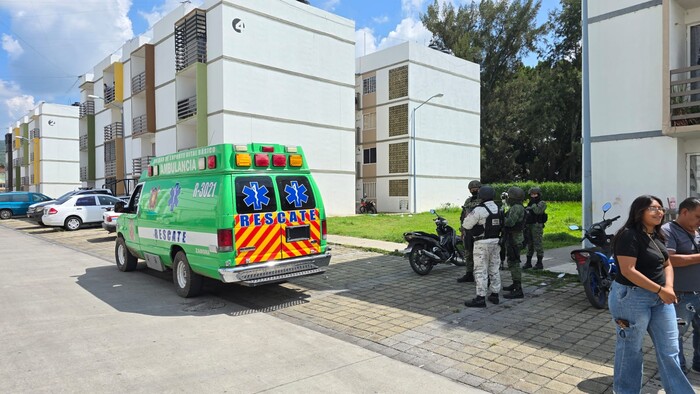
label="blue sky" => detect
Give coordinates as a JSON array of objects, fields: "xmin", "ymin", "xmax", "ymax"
[{"xmin": 0, "ymin": 0, "xmax": 559, "ymax": 130}]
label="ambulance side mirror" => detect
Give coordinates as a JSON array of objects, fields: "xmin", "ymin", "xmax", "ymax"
[{"xmin": 114, "ymin": 201, "xmax": 126, "ymax": 213}]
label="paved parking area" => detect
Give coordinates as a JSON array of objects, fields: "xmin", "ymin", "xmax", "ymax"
[{"xmin": 3, "ymin": 218, "xmax": 699, "ymax": 393}]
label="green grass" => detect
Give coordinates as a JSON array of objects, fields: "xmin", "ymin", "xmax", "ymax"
[{"xmin": 327, "ymin": 201, "xmax": 582, "ymax": 250}]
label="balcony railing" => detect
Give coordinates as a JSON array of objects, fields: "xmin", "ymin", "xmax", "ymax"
[
  {"xmin": 79, "ymin": 135, "xmax": 88, "ymax": 151},
  {"xmin": 30, "ymin": 174, "xmax": 34, "ymax": 185},
  {"xmin": 13, "ymin": 158, "xmax": 21, "ymax": 167},
  {"xmin": 105, "ymin": 85, "xmax": 116, "ymax": 104},
  {"xmin": 177, "ymin": 96, "xmax": 197, "ymax": 120},
  {"xmin": 29, "ymin": 152, "xmax": 34, "ymax": 161},
  {"xmin": 132, "ymin": 72, "xmax": 146, "ymax": 95},
  {"xmin": 104, "ymin": 122, "xmax": 124, "ymax": 141},
  {"xmin": 80, "ymin": 166, "xmax": 88, "ymax": 182},
  {"xmin": 132, "ymin": 114, "xmax": 150, "ymax": 137},
  {"xmin": 132, "ymin": 156, "xmax": 154, "ymax": 177},
  {"xmin": 21, "ymin": 176, "xmax": 28, "ymax": 186},
  {"xmin": 30, "ymin": 128, "xmax": 40, "ymax": 139},
  {"xmin": 79, "ymin": 101, "xmax": 95, "ymax": 118},
  {"xmin": 105, "ymin": 161, "xmax": 117, "ymax": 178},
  {"xmin": 671, "ymin": 64, "xmax": 700, "ymax": 127}
]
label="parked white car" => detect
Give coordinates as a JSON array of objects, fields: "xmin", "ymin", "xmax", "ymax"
[
  {"xmin": 42, "ymin": 194, "xmax": 124, "ymax": 231},
  {"xmin": 102, "ymin": 210, "xmax": 123, "ymax": 233}
]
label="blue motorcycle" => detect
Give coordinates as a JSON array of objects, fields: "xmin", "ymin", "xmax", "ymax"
[{"xmin": 569, "ymin": 202, "xmax": 620, "ymax": 309}]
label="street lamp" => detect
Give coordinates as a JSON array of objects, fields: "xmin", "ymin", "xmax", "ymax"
[
  {"xmin": 411, "ymin": 93, "xmax": 443, "ymax": 213},
  {"xmin": 88, "ymin": 94, "xmax": 126, "ymax": 194}
]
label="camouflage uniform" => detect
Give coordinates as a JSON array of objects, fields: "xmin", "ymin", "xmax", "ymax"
[
  {"xmin": 524, "ymin": 199, "xmax": 547, "ymax": 268},
  {"xmin": 460, "ymin": 195, "xmax": 482, "ymax": 274},
  {"xmin": 503, "ymin": 203, "xmax": 525, "ymax": 282}
]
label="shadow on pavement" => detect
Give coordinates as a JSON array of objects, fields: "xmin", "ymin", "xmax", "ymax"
[{"xmin": 577, "ymin": 375, "xmax": 614, "ymax": 393}]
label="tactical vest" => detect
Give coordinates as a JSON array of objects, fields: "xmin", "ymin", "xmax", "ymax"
[
  {"xmin": 472, "ymin": 203, "xmax": 503, "ymax": 239},
  {"xmin": 526, "ymin": 201, "xmax": 548, "ymax": 224}
]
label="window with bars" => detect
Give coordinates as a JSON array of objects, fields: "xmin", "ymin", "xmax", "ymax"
[
  {"xmin": 389, "ymin": 179, "xmax": 408, "ymax": 197},
  {"xmin": 388, "ymin": 65, "xmax": 408, "ymax": 100},
  {"xmin": 363, "ymin": 112, "xmax": 376, "ymax": 130},
  {"xmin": 363, "ymin": 147, "xmax": 376, "ymax": 164},
  {"xmin": 389, "ymin": 142, "xmax": 408, "ymax": 173},
  {"xmin": 389, "ymin": 104, "xmax": 408, "ymax": 136},
  {"xmin": 363, "ymin": 76, "xmax": 376, "ymax": 95}
]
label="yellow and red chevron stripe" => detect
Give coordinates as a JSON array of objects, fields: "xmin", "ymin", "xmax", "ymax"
[
  {"xmin": 234, "ymin": 215, "xmax": 282, "ymax": 265},
  {"xmin": 281, "ymin": 209, "xmax": 321, "ymax": 259}
]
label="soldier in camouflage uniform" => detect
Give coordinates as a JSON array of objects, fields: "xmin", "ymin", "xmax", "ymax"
[
  {"xmin": 502, "ymin": 186, "xmax": 526, "ymax": 299},
  {"xmin": 523, "ymin": 186, "xmax": 547, "ymax": 270},
  {"xmin": 457, "ymin": 180, "xmax": 482, "ymax": 283}
]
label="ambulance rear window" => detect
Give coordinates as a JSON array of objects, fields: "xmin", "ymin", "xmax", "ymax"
[
  {"xmin": 276, "ymin": 176, "xmax": 316, "ymax": 211},
  {"xmin": 235, "ymin": 176, "xmax": 278, "ymax": 214}
]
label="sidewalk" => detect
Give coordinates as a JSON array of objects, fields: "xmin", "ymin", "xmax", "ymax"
[{"xmin": 327, "ymin": 234, "xmax": 578, "ymax": 275}]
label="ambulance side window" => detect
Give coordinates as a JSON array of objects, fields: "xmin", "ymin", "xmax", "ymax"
[
  {"xmin": 235, "ymin": 176, "xmax": 278, "ymax": 214},
  {"xmin": 276, "ymin": 176, "xmax": 316, "ymax": 211}
]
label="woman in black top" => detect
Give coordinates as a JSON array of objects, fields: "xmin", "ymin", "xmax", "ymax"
[{"xmin": 608, "ymin": 195, "xmax": 692, "ymax": 393}]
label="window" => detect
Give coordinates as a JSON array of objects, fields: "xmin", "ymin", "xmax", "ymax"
[
  {"xmin": 235, "ymin": 176, "xmax": 278, "ymax": 214},
  {"xmin": 363, "ymin": 148, "xmax": 376, "ymax": 164},
  {"xmin": 388, "ymin": 65, "xmax": 408, "ymax": 100},
  {"xmin": 11, "ymin": 193, "xmax": 29, "ymax": 202},
  {"xmin": 690, "ymin": 154, "xmax": 700, "ymax": 198},
  {"xmin": 276, "ymin": 176, "xmax": 316, "ymax": 211},
  {"xmin": 362, "ymin": 76, "xmax": 376, "ymax": 95},
  {"xmin": 32, "ymin": 194, "xmax": 49, "ymax": 202},
  {"xmin": 0, "ymin": 195, "xmax": 9, "ymax": 202},
  {"xmin": 98, "ymin": 195, "xmax": 120, "ymax": 206},
  {"xmin": 76, "ymin": 196, "xmax": 97, "ymax": 206},
  {"xmin": 363, "ymin": 112, "xmax": 376, "ymax": 130}
]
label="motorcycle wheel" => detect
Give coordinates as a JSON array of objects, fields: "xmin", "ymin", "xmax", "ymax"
[
  {"xmin": 409, "ymin": 244, "xmax": 434, "ymax": 275},
  {"xmin": 368, "ymin": 206, "xmax": 377, "ymax": 214},
  {"xmin": 583, "ymin": 264, "xmax": 608, "ymax": 309},
  {"xmin": 452, "ymin": 242, "xmax": 466, "ymax": 267},
  {"xmin": 359, "ymin": 206, "xmax": 366, "ymax": 214}
]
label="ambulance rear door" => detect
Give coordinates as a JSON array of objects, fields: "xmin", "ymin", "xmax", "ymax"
[
  {"xmin": 275, "ymin": 175, "xmax": 322, "ymax": 259},
  {"xmin": 233, "ymin": 175, "xmax": 282, "ymax": 265}
]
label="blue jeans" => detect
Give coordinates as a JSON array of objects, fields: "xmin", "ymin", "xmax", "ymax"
[
  {"xmin": 676, "ymin": 291, "xmax": 700, "ymax": 371},
  {"xmin": 608, "ymin": 281, "xmax": 693, "ymax": 394}
]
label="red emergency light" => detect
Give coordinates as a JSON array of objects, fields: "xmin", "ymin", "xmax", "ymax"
[
  {"xmin": 272, "ymin": 154, "xmax": 286, "ymax": 167},
  {"xmin": 255, "ymin": 154, "xmax": 269, "ymax": 167},
  {"xmin": 261, "ymin": 146, "xmax": 275, "ymax": 152},
  {"xmin": 207, "ymin": 155, "xmax": 216, "ymax": 169}
]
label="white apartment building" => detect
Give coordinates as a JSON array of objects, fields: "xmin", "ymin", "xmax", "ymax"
[
  {"xmin": 7, "ymin": 103, "xmax": 81, "ymax": 197},
  {"xmin": 588, "ymin": 0, "xmax": 700, "ymax": 219},
  {"xmin": 79, "ymin": 0, "xmax": 356, "ymax": 215},
  {"xmin": 355, "ymin": 42, "xmax": 480, "ymax": 213}
]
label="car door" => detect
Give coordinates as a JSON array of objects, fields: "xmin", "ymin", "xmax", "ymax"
[
  {"xmin": 97, "ymin": 195, "xmax": 120, "ymax": 223},
  {"xmin": 233, "ymin": 175, "xmax": 282, "ymax": 265},
  {"xmin": 275, "ymin": 175, "xmax": 321, "ymax": 259},
  {"xmin": 74, "ymin": 196, "xmax": 100, "ymax": 222}
]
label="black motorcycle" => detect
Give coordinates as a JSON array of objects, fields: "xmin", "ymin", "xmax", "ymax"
[
  {"xmin": 569, "ymin": 202, "xmax": 620, "ymax": 309},
  {"xmin": 403, "ymin": 209, "xmax": 466, "ymax": 275},
  {"xmin": 359, "ymin": 195, "xmax": 377, "ymax": 214}
]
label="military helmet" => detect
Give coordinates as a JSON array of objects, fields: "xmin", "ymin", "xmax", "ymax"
[
  {"xmin": 528, "ymin": 186, "xmax": 542, "ymax": 196},
  {"xmin": 477, "ymin": 185, "xmax": 495, "ymax": 201},
  {"xmin": 468, "ymin": 180, "xmax": 482, "ymax": 190},
  {"xmin": 506, "ymin": 186, "xmax": 526, "ymax": 202}
]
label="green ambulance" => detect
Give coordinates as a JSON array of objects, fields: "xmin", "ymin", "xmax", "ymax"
[{"xmin": 114, "ymin": 143, "xmax": 331, "ymax": 297}]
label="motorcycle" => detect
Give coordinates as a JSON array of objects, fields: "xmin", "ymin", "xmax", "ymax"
[
  {"xmin": 569, "ymin": 202, "xmax": 621, "ymax": 309},
  {"xmin": 359, "ymin": 195, "xmax": 377, "ymax": 214},
  {"xmin": 402, "ymin": 209, "xmax": 466, "ymax": 275}
]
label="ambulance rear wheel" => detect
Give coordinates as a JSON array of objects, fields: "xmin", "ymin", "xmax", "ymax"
[
  {"xmin": 173, "ymin": 251, "xmax": 203, "ymax": 298},
  {"xmin": 115, "ymin": 236, "xmax": 138, "ymax": 272}
]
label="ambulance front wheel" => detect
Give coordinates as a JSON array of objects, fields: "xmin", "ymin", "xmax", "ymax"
[
  {"xmin": 115, "ymin": 236, "xmax": 138, "ymax": 272},
  {"xmin": 173, "ymin": 251, "xmax": 203, "ymax": 298}
]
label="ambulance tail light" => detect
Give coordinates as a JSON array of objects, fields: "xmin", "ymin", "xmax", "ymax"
[
  {"xmin": 236, "ymin": 153, "xmax": 251, "ymax": 167},
  {"xmin": 272, "ymin": 154, "xmax": 286, "ymax": 167},
  {"xmin": 207, "ymin": 155, "xmax": 217, "ymax": 169},
  {"xmin": 289, "ymin": 154, "xmax": 303, "ymax": 167},
  {"xmin": 261, "ymin": 146, "xmax": 275, "ymax": 152},
  {"xmin": 321, "ymin": 219, "xmax": 327, "ymax": 240},
  {"xmin": 217, "ymin": 229, "xmax": 233, "ymax": 252},
  {"xmin": 255, "ymin": 154, "xmax": 269, "ymax": 167}
]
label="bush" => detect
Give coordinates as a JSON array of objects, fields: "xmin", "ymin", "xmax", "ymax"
[{"xmin": 488, "ymin": 182, "xmax": 581, "ymax": 202}]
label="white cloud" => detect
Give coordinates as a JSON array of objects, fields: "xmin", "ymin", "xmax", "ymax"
[
  {"xmin": 372, "ymin": 15, "xmax": 389, "ymax": 24},
  {"xmin": 321, "ymin": 0, "xmax": 340, "ymax": 12},
  {"xmin": 0, "ymin": 79, "xmax": 34, "ymax": 126},
  {"xmin": 378, "ymin": 17, "xmax": 431, "ymax": 50},
  {"xmin": 401, "ymin": 0, "xmax": 427, "ymax": 17},
  {"xmin": 5, "ymin": 95, "xmax": 35, "ymax": 123},
  {"xmin": 355, "ymin": 27, "xmax": 378, "ymax": 58},
  {"xmin": 138, "ymin": 0, "xmax": 203, "ymax": 29},
  {"xmin": 1, "ymin": 34, "xmax": 23, "ymax": 59}
]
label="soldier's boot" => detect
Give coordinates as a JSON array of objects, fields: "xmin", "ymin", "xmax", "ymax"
[
  {"xmin": 464, "ymin": 295, "xmax": 486, "ymax": 308},
  {"xmin": 457, "ymin": 272, "xmax": 475, "ymax": 283},
  {"xmin": 503, "ymin": 282, "xmax": 524, "ymax": 299},
  {"xmin": 503, "ymin": 282, "xmax": 517, "ymax": 292},
  {"xmin": 487, "ymin": 293, "xmax": 500, "ymax": 305},
  {"xmin": 534, "ymin": 255, "xmax": 544, "ymax": 270},
  {"xmin": 522, "ymin": 255, "xmax": 533, "ymax": 270}
]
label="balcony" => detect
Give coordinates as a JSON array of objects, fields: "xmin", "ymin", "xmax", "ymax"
[
  {"xmin": 104, "ymin": 122, "xmax": 123, "ymax": 141},
  {"xmin": 177, "ymin": 96, "xmax": 197, "ymax": 120},
  {"xmin": 175, "ymin": 9, "xmax": 207, "ymax": 72},
  {"xmin": 104, "ymin": 85, "xmax": 116, "ymax": 104},
  {"xmin": 670, "ymin": 65, "xmax": 700, "ymax": 128},
  {"xmin": 79, "ymin": 135, "xmax": 88, "ymax": 151},
  {"xmin": 30, "ymin": 128, "xmax": 40, "ymax": 139},
  {"xmin": 132, "ymin": 156, "xmax": 154, "ymax": 177},
  {"xmin": 30, "ymin": 174, "xmax": 34, "ymax": 185},
  {"xmin": 105, "ymin": 161, "xmax": 117, "ymax": 178},
  {"xmin": 21, "ymin": 176, "xmax": 28, "ymax": 186},
  {"xmin": 29, "ymin": 152, "xmax": 34, "ymax": 161},
  {"xmin": 79, "ymin": 101, "xmax": 95, "ymax": 118},
  {"xmin": 80, "ymin": 166, "xmax": 88, "ymax": 182},
  {"xmin": 12, "ymin": 158, "xmax": 21, "ymax": 167},
  {"xmin": 132, "ymin": 71, "xmax": 146, "ymax": 95},
  {"xmin": 132, "ymin": 114, "xmax": 151, "ymax": 137}
]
